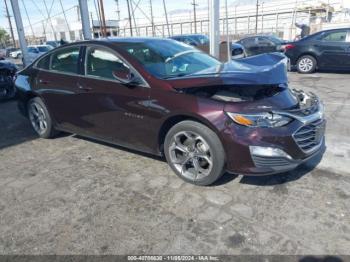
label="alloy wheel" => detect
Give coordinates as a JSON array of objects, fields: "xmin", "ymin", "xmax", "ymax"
[
  {"xmin": 28, "ymin": 102, "xmax": 48, "ymax": 135},
  {"xmin": 168, "ymin": 131, "xmax": 213, "ymax": 181},
  {"xmin": 298, "ymin": 57, "xmax": 314, "ymax": 72}
]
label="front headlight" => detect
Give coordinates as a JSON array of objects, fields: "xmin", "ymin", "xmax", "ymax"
[{"xmin": 226, "ymin": 112, "xmax": 293, "ymax": 128}]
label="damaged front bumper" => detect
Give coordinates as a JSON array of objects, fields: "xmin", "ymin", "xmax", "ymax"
[{"xmin": 222, "ymin": 90, "xmax": 326, "ymax": 176}]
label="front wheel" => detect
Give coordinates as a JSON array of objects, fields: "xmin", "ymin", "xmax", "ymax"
[
  {"xmin": 296, "ymin": 55, "xmax": 317, "ymax": 74},
  {"xmin": 27, "ymin": 97, "xmax": 58, "ymax": 138},
  {"xmin": 164, "ymin": 120, "xmax": 225, "ymax": 186}
]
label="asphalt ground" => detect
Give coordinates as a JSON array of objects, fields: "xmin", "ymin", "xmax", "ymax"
[{"xmin": 0, "ymin": 72, "xmax": 349, "ymax": 255}]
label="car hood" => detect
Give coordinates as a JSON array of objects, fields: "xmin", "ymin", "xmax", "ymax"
[
  {"xmin": 167, "ymin": 52, "xmax": 288, "ymax": 89},
  {"xmin": 0, "ymin": 60, "xmax": 17, "ymax": 72}
]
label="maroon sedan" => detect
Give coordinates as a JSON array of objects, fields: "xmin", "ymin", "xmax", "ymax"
[{"xmin": 15, "ymin": 38, "xmax": 325, "ymax": 185}]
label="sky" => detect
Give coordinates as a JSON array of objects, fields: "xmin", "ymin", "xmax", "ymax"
[{"xmin": 0, "ymin": 0, "xmax": 214, "ymax": 33}]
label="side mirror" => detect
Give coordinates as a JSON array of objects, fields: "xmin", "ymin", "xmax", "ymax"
[{"xmin": 112, "ymin": 68, "xmax": 141, "ymax": 86}]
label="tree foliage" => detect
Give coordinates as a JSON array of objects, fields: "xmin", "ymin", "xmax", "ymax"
[{"xmin": 0, "ymin": 28, "xmax": 10, "ymax": 47}]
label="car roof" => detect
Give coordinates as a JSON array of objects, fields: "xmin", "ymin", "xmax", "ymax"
[{"xmin": 171, "ymin": 34, "xmax": 207, "ymax": 37}]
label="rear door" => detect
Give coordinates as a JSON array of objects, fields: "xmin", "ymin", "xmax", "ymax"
[
  {"xmin": 34, "ymin": 45, "xmax": 84, "ymax": 133},
  {"xmin": 315, "ymin": 29, "xmax": 350, "ymax": 68}
]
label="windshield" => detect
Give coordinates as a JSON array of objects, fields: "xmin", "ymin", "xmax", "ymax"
[
  {"xmin": 268, "ymin": 35, "xmax": 284, "ymax": 44},
  {"xmin": 190, "ymin": 35, "xmax": 209, "ymax": 45},
  {"xmin": 119, "ymin": 40, "xmax": 221, "ymax": 79},
  {"xmin": 38, "ymin": 46, "xmax": 52, "ymax": 52}
]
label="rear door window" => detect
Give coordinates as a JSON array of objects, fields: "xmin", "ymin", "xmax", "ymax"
[
  {"xmin": 51, "ymin": 47, "xmax": 80, "ymax": 74},
  {"xmin": 321, "ymin": 31, "xmax": 347, "ymax": 42}
]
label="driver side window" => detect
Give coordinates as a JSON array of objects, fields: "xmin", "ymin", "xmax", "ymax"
[{"xmin": 86, "ymin": 47, "xmax": 129, "ymax": 80}]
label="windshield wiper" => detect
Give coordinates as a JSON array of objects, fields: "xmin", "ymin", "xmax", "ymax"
[{"xmin": 165, "ymin": 50, "xmax": 201, "ymax": 63}]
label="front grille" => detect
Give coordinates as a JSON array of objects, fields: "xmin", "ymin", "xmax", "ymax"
[
  {"xmin": 252, "ymin": 155, "xmax": 292, "ymax": 168},
  {"xmin": 294, "ymin": 118, "xmax": 325, "ymax": 152}
]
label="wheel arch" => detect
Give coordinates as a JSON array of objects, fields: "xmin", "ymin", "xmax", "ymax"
[{"xmin": 157, "ymin": 113, "xmax": 222, "ymax": 154}]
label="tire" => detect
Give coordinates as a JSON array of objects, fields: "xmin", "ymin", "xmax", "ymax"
[
  {"xmin": 164, "ymin": 120, "xmax": 225, "ymax": 186},
  {"xmin": 27, "ymin": 97, "xmax": 58, "ymax": 138},
  {"xmin": 296, "ymin": 55, "xmax": 317, "ymax": 74}
]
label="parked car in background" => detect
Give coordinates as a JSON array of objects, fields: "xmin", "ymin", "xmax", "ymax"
[
  {"xmin": 170, "ymin": 34, "xmax": 246, "ymax": 60},
  {"xmin": 236, "ymin": 35, "xmax": 288, "ymax": 57},
  {"xmin": 284, "ymin": 28, "xmax": 350, "ymax": 73},
  {"xmin": 45, "ymin": 41, "xmax": 61, "ymax": 48},
  {"xmin": 6, "ymin": 47, "xmax": 20, "ymax": 57},
  {"xmin": 10, "ymin": 45, "xmax": 54, "ymax": 63},
  {"xmin": 15, "ymin": 38, "xmax": 325, "ymax": 185},
  {"xmin": 0, "ymin": 60, "xmax": 17, "ymax": 100},
  {"xmin": 170, "ymin": 34, "xmax": 209, "ymax": 46}
]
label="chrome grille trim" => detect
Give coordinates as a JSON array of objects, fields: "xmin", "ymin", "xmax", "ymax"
[
  {"xmin": 252, "ymin": 155, "xmax": 292, "ymax": 167},
  {"xmin": 293, "ymin": 118, "xmax": 325, "ymax": 154}
]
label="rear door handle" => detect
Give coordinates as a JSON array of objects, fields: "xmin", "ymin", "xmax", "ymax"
[{"xmin": 77, "ymin": 83, "xmax": 92, "ymax": 91}]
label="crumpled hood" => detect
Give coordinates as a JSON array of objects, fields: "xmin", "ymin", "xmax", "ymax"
[
  {"xmin": 218, "ymin": 52, "xmax": 288, "ymax": 85},
  {"xmin": 167, "ymin": 52, "xmax": 289, "ymax": 89},
  {"xmin": 0, "ymin": 60, "xmax": 18, "ymax": 73}
]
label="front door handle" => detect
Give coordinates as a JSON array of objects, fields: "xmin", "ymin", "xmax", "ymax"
[
  {"xmin": 38, "ymin": 79, "xmax": 50, "ymax": 85},
  {"xmin": 77, "ymin": 84, "xmax": 92, "ymax": 91}
]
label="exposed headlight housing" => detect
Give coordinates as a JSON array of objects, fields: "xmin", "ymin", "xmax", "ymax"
[{"xmin": 226, "ymin": 112, "xmax": 293, "ymax": 128}]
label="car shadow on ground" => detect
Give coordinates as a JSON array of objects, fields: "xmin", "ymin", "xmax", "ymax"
[
  {"xmin": 0, "ymin": 100, "xmax": 38, "ymax": 150},
  {"xmin": 74, "ymin": 135, "xmax": 165, "ymax": 163},
  {"xmin": 76, "ymin": 134, "xmax": 326, "ymax": 187}
]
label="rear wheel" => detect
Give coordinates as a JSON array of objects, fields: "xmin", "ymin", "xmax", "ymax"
[
  {"xmin": 27, "ymin": 97, "xmax": 58, "ymax": 138},
  {"xmin": 296, "ymin": 55, "xmax": 317, "ymax": 74},
  {"xmin": 164, "ymin": 120, "xmax": 225, "ymax": 186}
]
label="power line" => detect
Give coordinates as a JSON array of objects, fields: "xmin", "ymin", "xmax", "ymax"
[
  {"xmin": 58, "ymin": 0, "xmax": 71, "ymax": 33},
  {"xmin": 42, "ymin": 0, "xmax": 58, "ymax": 41},
  {"xmin": 21, "ymin": 0, "xmax": 35, "ymax": 36}
]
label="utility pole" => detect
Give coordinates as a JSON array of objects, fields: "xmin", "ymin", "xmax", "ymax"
[
  {"xmin": 94, "ymin": 0, "xmax": 103, "ymax": 37},
  {"xmin": 163, "ymin": 0, "xmax": 171, "ymax": 36},
  {"xmin": 99, "ymin": 0, "xmax": 108, "ymax": 37},
  {"xmin": 209, "ymin": 0, "xmax": 219, "ymax": 58},
  {"xmin": 191, "ymin": 0, "xmax": 198, "ymax": 34},
  {"xmin": 225, "ymin": 0, "xmax": 230, "ymax": 62},
  {"xmin": 78, "ymin": 0, "xmax": 92, "ymax": 39},
  {"xmin": 115, "ymin": 0, "xmax": 121, "ymax": 22},
  {"xmin": 149, "ymin": 0, "xmax": 155, "ymax": 36},
  {"xmin": 255, "ymin": 0, "xmax": 259, "ymax": 34},
  {"xmin": 126, "ymin": 0, "xmax": 133, "ymax": 36},
  {"xmin": 4, "ymin": 0, "xmax": 16, "ymax": 47},
  {"xmin": 9, "ymin": 0, "xmax": 29, "ymax": 65}
]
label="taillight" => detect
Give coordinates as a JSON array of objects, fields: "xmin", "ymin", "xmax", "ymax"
[{"xmin": 283, "ymin": 44, "xmax": 295, "ymax": 51}]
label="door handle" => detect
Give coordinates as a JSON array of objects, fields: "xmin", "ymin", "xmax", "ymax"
[
  {"xmin": 38, "ymin": 79, "xmax": 50, "ymax": 85},
  {"xmin": 77, "ymin": 84, "xmax": 92, "ymax": 91}
]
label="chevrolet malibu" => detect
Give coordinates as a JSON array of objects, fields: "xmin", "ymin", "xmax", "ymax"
[{"xmin": 15, "ymin": 38, "xmax": 326, "ymax": 185}]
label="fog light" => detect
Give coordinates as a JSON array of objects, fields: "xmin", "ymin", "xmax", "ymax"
[{"xmin": 249, "ymin": 146, "xmax": 292, "ymax": 160}]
